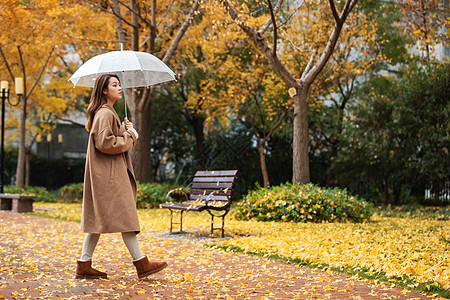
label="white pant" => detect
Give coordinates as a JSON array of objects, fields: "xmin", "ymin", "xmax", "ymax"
[{"xmin": 80, "ymin": 232, "xmax": 145, "ymax": 262}]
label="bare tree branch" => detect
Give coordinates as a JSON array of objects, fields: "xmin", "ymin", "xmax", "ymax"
[
  {"xmin": 219, "ymin": 0, "xmax": 297, "ymax": 87},
  {"xmin": 0, "ymin": 46, "xmax": 15, "ymax": 81},
  {"xmin": 112, "ymin": 0, "xmax": 126, "ymax": 45},
  {"xmin": 149, "ymin": 0, "xmax": 156, "ymax": 52},
  {"xmin": 277, "ymin": 1, "xmax": 305, "ymax": 29},
  {"xmin": 302, "ymin": 2, "xmax": 357, "ymax": 85},
  {"xmin": 156, "ymin": 0, "xmax": 176, "ymax": 28},
  {"xmin": 56, "ymin": 117, "xmax": 85, "ymax": 128},
  {"xmin": 162, "ymin": 0, "xmax": 200, "ymax": 63},
  {"xmin": 266, "ymin": 0, "xmax": 278, "ymax": 58},
  {"xmin": 83, "ymin": 0, "xmax": 134, "ymax": 27},
  {"xmin": 340, "ymin": 0, "xmax": 358, "ymax": 23},
  {"xmin": 24, "ymin": 47, "xmax": 55, "ymax": 98},
  {"xmin": 329, "ymin": 0, "xmax": 341, "ymax": 25},
  {"xmin": 301, "ymin": 49, "xmax": 317, "ymax": 80},
  {"xmin": 259, "ymin": 0, "xmax": 284, "ymax": 34},
  {"xmin": 131, "ymin": 0, "xmax": 139, "ymax": 50},
  {"xmin": 116, "ymin": 0, "xmax": 150, "ymax": 26},
  {"xmin": 263, "ymin": 107, "xmax": 291, "ymax": 144}
]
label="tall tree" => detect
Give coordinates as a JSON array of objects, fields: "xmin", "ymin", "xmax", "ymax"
[
  {"xmin": 171, "ymin": 2, "xmax": 294, "ymax": 187},
  {"xmin": 107, "ymin": 0, "xmax": 200, "ymax": 182},
  {"xmin": 0, "ymin": 0, "xmax": 111, "ymax": 186},
  {"xmin": 217, "ymin": 0, "xmax": 358, "ymax": 183}
]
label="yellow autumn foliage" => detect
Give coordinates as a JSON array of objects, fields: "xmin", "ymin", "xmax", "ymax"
[{"xmin": 32, "ymin": 202, "xmax": 449, "ymax": 290}]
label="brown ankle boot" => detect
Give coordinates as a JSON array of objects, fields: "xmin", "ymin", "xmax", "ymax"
[
  {"xmin": 75, "ymin": 260, "xmax": 107, "ymax": 279},
  {"xmin": 133, "ymin": 256, "xmax": 167, "ymax": 279}
]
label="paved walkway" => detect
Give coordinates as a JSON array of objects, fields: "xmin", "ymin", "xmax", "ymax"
[{"xmin": 0, "ymin": 212, "xmax": 435, "ymax": 299}]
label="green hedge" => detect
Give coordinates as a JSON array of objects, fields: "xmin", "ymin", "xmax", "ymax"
[
  {"xmin": 56, "ymin": 182, "xmax": 178, "ymax": 208},
  {"xmin": 58, "ymin": 183, "xmax": 84, "ymax": 203},
  {"xmin": 136, "ymin": 182, "xmax": 179, "ymax": 209},
  {"xmin": 5, "ymin": 182, "xmax": 180, "ymax": 208},
  {"xmin": 4, "ymin": 185, "xmax": 56, "ymax": 202},
  {"xmin": 235, "ymin": 183, "xmax": 373, "ymax": 223}
]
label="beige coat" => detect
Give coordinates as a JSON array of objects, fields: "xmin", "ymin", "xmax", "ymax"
[{"xmin": 81, "ymin": 103, "xmax": 140, "ymax": 234}]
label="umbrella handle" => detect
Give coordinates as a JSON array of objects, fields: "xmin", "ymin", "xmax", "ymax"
[{"xmin": 124, "ymin": 96, "xmax": 128, "ymax": 120}]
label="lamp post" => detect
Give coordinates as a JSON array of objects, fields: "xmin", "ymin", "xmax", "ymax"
[{"xmin": 1, "ymin": 78, "xmax": 23, "ymax": 193}]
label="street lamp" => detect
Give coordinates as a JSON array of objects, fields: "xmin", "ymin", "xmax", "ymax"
[{"xmin": 1, "ymin": 78, "xmax": 23, "ymax": 193}]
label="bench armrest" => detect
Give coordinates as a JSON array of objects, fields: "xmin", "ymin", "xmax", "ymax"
[
  {"xmin": 165, "ymin": 188, "xmax": 189, "ymax": 203},
  {"xmin": 205, "ymin": 188, "xmax": 231, "ymax": 209}
]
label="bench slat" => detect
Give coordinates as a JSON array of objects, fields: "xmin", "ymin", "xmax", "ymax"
[
  {"xmin": 194, "ymin": 170, "xmax": 239, "ymax": 177},
  {"xmin": 189, "ymin": 194, "xmax": 229, "ymax": 201},
  {"xmin": 160, "ymin": 202, "xmax": 207, "ymax": 212},
  {"xmin": 0, "ymin": 194, "xmax": 36, "ymax": 200},
  {"xmin": 190, "ymin": 188, "xmax": 233, "ymax": 196},
  {"xmin": 191, "ymin": 182, "xmax": 234, "ymax": 189},
  {"xmin": 192, "ymin": 176, "xmax": 237, "ymax": 183}
]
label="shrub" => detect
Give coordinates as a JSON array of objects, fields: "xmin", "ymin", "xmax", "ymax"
[
  {"xmin": 4, "ymin": 182, "xmax": 181, "ymax": 207},
  {"xmin": 55, "ymin": 182, "xmax": 180, "ymax": 207},
  {"xmin": 136, "ymin": 182, "xmax": 180, "ymax": 209},
  {"xmin": 4, "ymin": 185, "xmax": 57, "ymax": 202},
  {"xmin": 53, "ymin": 182, "xmax": 180, "ymax": 207},
  {"xmin": 58, "ymin": 183, "xmax": 84, "ymax": 203},
  {"xmin": 235, "ymin": 183, "xmax": 373, "ymax": 223}
]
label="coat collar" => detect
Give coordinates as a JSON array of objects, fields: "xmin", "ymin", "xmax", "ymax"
[{"xmin": 101, "ymin": 103, "xmax": 121, "ymax": 124}]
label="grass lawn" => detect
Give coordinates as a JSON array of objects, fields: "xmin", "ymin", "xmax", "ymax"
[{"xmin": 31, "ymin": 202, "xmax": 449, "ymax": 298}]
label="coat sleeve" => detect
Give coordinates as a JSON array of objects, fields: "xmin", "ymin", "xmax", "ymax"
[{"xmin": 91, "ymin": 109, "xmax": 137, "ymax": 155}]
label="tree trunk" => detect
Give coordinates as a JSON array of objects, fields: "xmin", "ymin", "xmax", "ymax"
[
  {"xmin": 15, "ymin": 95, "xmax": 26, "ymax": 187},
  {"xmin": 130, "ymin": 96, "xmax": 153, "ymax": 182},
  {"xmin": 292, "ymin": 86, "xmax": 310, "ymax": 184},
  {"xmin": 25, "ymin": 150, "xmax": 30, "ymax": 186},
  {"xmin": 257, "ymin": 142, "xmax": 269, "ymax": 188},
  {"xmin": 131, "ymin": 0, "xmax": 139, "ymax": 51},
  {"xmin": 112, "ymin": 0, "xmax": 198, "ymax": 182},
  {"xmin": 218, "ymin": 0, "xmax": 358, "ymax": 186},
  {"xmin": 112, "ymin": 0, "xmax": 126, "ymax": 45}
]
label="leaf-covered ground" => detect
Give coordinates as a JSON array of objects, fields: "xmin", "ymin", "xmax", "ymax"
[{"xmin": 0, "ymin": 203, "xmax": 448, "ymax": 299}]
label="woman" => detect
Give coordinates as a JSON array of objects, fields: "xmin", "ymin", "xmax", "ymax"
[{"xmin": 76, "ymin": 74, "xmax": 167, "ymax": 279}]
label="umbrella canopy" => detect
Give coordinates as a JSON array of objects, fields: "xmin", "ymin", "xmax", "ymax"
[{"xmin": 68, "ymin": 50, "xmax": 176, "ymax": 88}]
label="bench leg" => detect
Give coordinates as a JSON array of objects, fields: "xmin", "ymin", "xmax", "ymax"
[
  {"xmin": 179, "ymin": 210, "xmax": 183, "ymax": 232},
  {"xmin": 12, "ymin": 198, "xmax": 33, "ymax": 213},
  {"xmin": 211, "ymin": 215, "xmax": 214, "ymax": 235},
  {"xmin": 169, "ymin": 209, "xmax": 184, "ymax": 234},
  {"xmin": 0, "ymin": 198, "xmax": 12, "ymax": 211},
  {"xmin": 221, "ymin": 216, "xmax": 225, "ymax": 238},
  {"xmin": 169, "ymin": 210, "xmax": 173, "ymax": 233},
  {"xmin": 210, "ymin": 214, "xmax": 226, "ymax": 238}
]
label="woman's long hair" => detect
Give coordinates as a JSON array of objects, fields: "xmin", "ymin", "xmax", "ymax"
[{"xmin": 85, "ymin": 74, "xmax": 120, "ymax": 132}]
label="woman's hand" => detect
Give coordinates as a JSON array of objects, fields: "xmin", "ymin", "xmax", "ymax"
[
  {"xmin": 123, "ymin": 118, "xmax": 139, "ymax": 139},
  {"xmin": 123, "ymin": 118, "xmax": 133, "ymax": 130}
]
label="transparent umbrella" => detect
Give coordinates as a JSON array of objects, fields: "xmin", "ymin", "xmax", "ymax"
[{"xmin": 68, "ymin": 46, "xmax": 176, "ymax": 118}]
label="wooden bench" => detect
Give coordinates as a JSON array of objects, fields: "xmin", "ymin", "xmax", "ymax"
[
  {"xmin": 0, "ymin": 194, "xmax": 36, "ymax": 213},
  {"xmin": 161, "ymin": 170, "xmax": 239, "ymax": 237}
]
